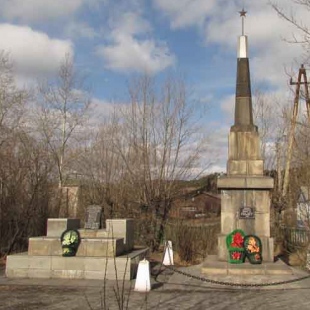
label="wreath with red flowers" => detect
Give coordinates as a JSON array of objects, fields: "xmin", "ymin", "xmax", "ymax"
[
  {"xmin": 226, "ymin": 229, "xmax": 245, "ymax": 250},
  {"xmin": 226, "ymin": 229, "xmax": 245, "ymax": 264}
]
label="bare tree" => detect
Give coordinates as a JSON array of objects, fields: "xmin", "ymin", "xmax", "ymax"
[
  {"xmin": 253, "ymin": 90, "xmax": 290, "ymax": 172},
  {"xmin": 34, "ymin": 54, "xmax": 91, "ymax": 189},
  {"xmin": 270, "ymin": 0, "xmax": 310, "ymax": 55},
  {"xmin": 0, "ymin": 52, "xmax": 51, "ymax": 255},
  {"xmin": 0, "ymin": 132, "xmax": 52, "ymax": 255},
  {"xmin": 111, "ymin": 74, "xmax": 208, "ymax": 250},
  {"xmin": 77, "ymin": 74, "xmax": 209, "ymax": 250},
  {"xmin": 252, "ymin": 89, "xmax": 297, "ymax": 226},
  {"xmin": 76, "ymin": 112, "xmax": 128, "ymax": 219},
  {"xmin": 0, "ymin": 51, "xmax": 28, "ymax": 146}
]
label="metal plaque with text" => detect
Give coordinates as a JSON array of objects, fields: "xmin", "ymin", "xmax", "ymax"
[{"xmin": 239, "ymin": 206, "xmax": 255, "ymax": 219}]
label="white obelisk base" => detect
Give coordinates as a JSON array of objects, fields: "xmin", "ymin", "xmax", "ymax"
[
  {"xmin": 163, "ymin": 240, "xmax": 174, "ymax": 266},
  {"xmin": 134, "ymin": 259, "xmax": 151, "ymax": 292}
]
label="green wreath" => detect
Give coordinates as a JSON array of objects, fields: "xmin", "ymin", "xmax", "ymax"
[
  {"xmin": 60, "ymin": 229, "xmax": 81, "ymax": 257},
  {"xmin": 226, "ymin": 229, "xmax": 245, "ymax": 264}
]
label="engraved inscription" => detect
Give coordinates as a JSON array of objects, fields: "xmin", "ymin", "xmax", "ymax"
[
  {"xmin": 239, "ymin": 206, "xmax": 255, "ymax": 219},
  {"xmin": 85, "ymin": 205, "xmax": 102, "ymax": 229}
]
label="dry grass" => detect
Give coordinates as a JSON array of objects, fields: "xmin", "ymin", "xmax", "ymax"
[
  {"xmin": 0, "ymin": 256, "xmax": 6, "ymax": 267},
  {"xmin": 165, "ymin": 220, "xmax": 220, "ymax": 264},
  {"xmin": 274, "ymin": 241, "xmax": 285, "ymax": 257},
  {"xmin": 149, "ymin": 248, "xmax": 203, "ymax": 267},
  {"xmin": 288, "ymin": 249, "xmax": 307, "ymax": 266}
]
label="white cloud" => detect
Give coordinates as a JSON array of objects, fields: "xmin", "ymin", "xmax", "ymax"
[
  {"xmin": 205, "ymin": 125, "xmax": 230, "ymax": 172},
  {"xmin": 87, "ymin": 0, "xmax": 109, "ymax": 9},
  {"xmin": 96, "ymin": 35, "xmax": 175, "ymax": 74},
  {"xmin": 96, "ymin": 11, "xmax": 175, "ymax": 74},
  {"xmin": 112, "ymin": 11, "xmax": 151, "ymax": 36},
  {"xmin": 65, "ymin": 22, "xmax": 98, "ymax": 39},
  {"xmin": 0, "ymin": 0, "xmax": 84, "ymax": 23},
  {"xmin": 206, "ymin": 2, "xmax": 309, "ymax": 89},
  {"xmin": 154, "ymin": 1, "xmax": 308, "ymax": 88},
  {"xmin": 153, "ymin": 0, "xmax": 217, "ymax": 29},
  {"xmin": 0, "ymin": 24, "xmax": 73, "ymax": 78},
  {"xmin": 90, "ymin": 98, "xmax": 130, "ymax": 125},
  {"xmin": 92, "ymin": 98, "xmax": 117, "ymax": 120},
  {"xmin": 207, "ymin": 164, "xmax": 226, "ymax": 174},
  {"xmin": 220, "ymin": 94, "xmax": 235, "ymax": 118}
]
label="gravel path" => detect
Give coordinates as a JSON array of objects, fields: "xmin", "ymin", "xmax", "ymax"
[{"xmin": 1, "ymin": 264, "xmax": 310, "ymax": 310}]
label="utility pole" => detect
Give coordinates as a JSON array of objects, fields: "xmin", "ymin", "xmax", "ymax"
[{"xmin": 282, "ymin": 64, "xmax": 310, "ymax": 198}]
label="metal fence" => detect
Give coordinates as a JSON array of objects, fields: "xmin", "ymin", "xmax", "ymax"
[{"xmin": 282, "ymin": 226, "xmax": 310, "ymax": 248}]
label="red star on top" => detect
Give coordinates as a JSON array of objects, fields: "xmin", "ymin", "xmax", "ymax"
[{"xmin": 239, "ymin": 9, "xmax": 247, "ymax": 17}]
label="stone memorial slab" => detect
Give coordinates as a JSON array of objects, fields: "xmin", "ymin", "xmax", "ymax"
[{"xmin": 84, "ymin": 205, "xmax": 102, "ymax": 229}]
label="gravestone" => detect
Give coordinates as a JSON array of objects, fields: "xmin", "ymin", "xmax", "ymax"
[{"xmin": 84, "ymin": 205, "xmax": 102, "ymax": 229}]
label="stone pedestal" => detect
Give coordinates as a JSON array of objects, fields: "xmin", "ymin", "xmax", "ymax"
[
  {"xmin": 106, "ymin": 219, "xmax": 134, "ymax": 252},
  {"xmin": 216, "ymin": 31, "xmax": 275, "ymax": 264},
  {"xmin": 46, "ymin": 218, "xmax": 80, "ymax": 237},
  {"xmin": 217, "ymin": 130, "xmax": 274, "ymax": 262}
]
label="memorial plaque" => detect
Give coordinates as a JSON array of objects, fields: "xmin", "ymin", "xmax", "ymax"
[
  {"xmin": 84, "ymin": 205, "xmax": 102, "ymax": 229},
  {"xmin": 239, "ymin": 206, "xmax": 255, "ymax": 219}
]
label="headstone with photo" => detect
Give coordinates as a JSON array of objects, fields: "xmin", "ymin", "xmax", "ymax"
[{"xmin": 84, "ymin": 205, "xmax": 102, "ymax": 229}]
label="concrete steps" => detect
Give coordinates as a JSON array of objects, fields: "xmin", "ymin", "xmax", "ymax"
[
  {"xmin": 28, "ymin": 236, "xmax": 125, "ymax": 257},
  {"xmin": 6, "ymin": 248, "xmax": 147, "ymax": 280},
  {"xmin": 201, "ymin": 255, "xmax": 293, "ymax": 276}
]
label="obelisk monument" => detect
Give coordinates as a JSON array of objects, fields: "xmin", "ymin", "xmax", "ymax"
[{"xmin": 217, "ymin": 10, "xmax": 274, "ymax": 262}]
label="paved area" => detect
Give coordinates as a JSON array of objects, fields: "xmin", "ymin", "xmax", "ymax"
[{"xmin": 1, "ymin": 262, "xmax": 310, "ymax": 310}]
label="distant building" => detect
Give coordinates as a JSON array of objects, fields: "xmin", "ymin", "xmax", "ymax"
[{"xmin": 170, "ymin": 190, "xmax": 221, "ymax": 219}]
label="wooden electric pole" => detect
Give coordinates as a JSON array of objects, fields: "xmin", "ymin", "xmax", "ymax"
[{"xmin": 282, "ymin": 64, "xmax": 310, "ymax": 198}]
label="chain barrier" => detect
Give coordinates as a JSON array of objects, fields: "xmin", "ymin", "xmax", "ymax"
[{"xmin": 150, "ymin": 257, "xmax": 310, "ymax": 288}]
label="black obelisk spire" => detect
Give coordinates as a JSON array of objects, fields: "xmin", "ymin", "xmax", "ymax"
[{"xmin": 231, "ymin": 9, "xmax": 257, "ymax": 132}]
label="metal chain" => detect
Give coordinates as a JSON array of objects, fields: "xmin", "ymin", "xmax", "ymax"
[{"xmin": 151, "ymin": 258, "xmax": 310, "ymax": 288}]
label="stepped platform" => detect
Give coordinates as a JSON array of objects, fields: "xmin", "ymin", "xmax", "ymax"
[
  {"xmin": 202, "ymin": 255, "xmax": 293, "ymax": 276},
  {"xmin": 6, "ymin": 218, "xmax": 148, "ymax": 280},
  {"xmin": 6, "ymin": 248, "xmax": 147, "ymax": 280},
  {"xmin": 28, "ymin": 236, "xmax": 125, "ymax": 257}
]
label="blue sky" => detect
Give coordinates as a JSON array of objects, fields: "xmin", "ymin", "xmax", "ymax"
[{"xmin": 0, "ymin": 0, "xmax": 307, "ymax": 172}]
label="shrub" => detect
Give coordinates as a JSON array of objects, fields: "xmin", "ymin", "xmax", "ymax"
[{"xmin": 165, "ymin": 220, "xmax": 220, "ymax": 263}]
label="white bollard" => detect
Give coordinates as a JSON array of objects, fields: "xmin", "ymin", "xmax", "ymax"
[
  {"xmin": 163, "ymin": 240, "xmax": 174, "ymax": 266},
  {"xmin": 134, "ymin": 259, "xmax": 151, "ymax": 292}
]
